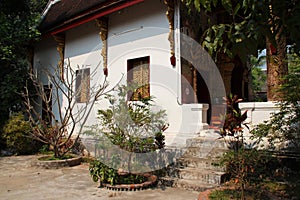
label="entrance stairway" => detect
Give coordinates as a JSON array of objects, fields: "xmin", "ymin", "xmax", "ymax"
[{"xmin": 161, "ymin": 130, "xmax": 228, "ymax": 191}]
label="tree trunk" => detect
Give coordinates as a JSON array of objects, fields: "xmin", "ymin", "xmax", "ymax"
[
  {"xmin": 54, "ymin": 145, "xmax": 60, "ymax": 158},
  {"xmin": 266, "ymin": 25, "xmax": 288, "ymax": 101},
  {"xmin": 247, "ymin": 56, "xmax": 254, "ymax": 101}
]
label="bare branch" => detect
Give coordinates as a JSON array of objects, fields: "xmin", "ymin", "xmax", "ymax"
[{"xmin": 23, "ymin": 59, "xmax": 120, "ymax": 158}]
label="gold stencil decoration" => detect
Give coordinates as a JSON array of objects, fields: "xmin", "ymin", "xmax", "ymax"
[
  {"xmin": 95, "ymin": 17, "xmax": 109, "ymax": 73},
  {"xmin": 53, "ymin": 34, "xmax": 65, "ymax": 80},
  {"xmin": 164, "ymin": 0, "xmax": 175, "ymax": 56}
]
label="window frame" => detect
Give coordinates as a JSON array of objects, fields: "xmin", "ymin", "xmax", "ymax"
[
  {"xmin": 127, "ymin": 56, "xmax": 150, "ymax": 101},
  {"xmin": 75, "ymin": 68, "xmax": 90, "ymax": 103}
]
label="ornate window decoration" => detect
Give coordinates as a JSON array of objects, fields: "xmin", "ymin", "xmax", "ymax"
[
  {"xmin": 53, "ymin": 34, "xmax": 65, "ymax": 80},
  {"xmin": 75, "ymin": 68, "xmax": 90, "ymax": 103},
  {"xmin": 127, "ymin": 56, "xmax": 150, "ymax": 101},
  {"xmin": 95, "ymin": 17, "xmax": 109, "ymax": 76},
  {"xmin": 164, "ymin": 0, "xmax": 175, "ymax": 57}
]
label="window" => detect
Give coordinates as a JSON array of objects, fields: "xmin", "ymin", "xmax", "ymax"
[
  {"xmin": 75, "ymin": 68, "xmax": 90, "ymax": 103},
  {"xmin": 127, "ymin": 56, "xmax": 150, "ymax": 101}
]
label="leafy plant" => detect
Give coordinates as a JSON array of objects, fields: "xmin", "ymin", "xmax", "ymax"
[
  {"xmin": 218, "ymin": 95, "xmax": 271, "ymax": 200},
  {"xmin": 0, "ymin": 0, "xmax": 48, "ymax": 145},
  {"xmin": 98, "ymin": 84, "xmax": 168, "ymax": 151},
  {"xmin": 220, "ymin": 148, "xmax": 271, "ymax": 187},
  {"xmin": 251, "ymin": 53, "xmax": 300, "ymax": 150},
  {"xmin": 38, "ymin": 144, "xmax": 52, "ymax": 154},
  {"xmin": 88, "ymin": 85, "xmax": 168, "ymax": 185},
  {"xmin": 220, "ymin": 94, "xmax": 248, "ymax": 139},
  {"xmin": 217, "ymin": 53, "xmax": 300, "ymax": 199},
  {"xmin": 2, "ymin": 112, "xmax": 41, "ymax": 155},
  {"xmin": 89, "ymin": 160, "xmax": 147, "ymax": 186}
]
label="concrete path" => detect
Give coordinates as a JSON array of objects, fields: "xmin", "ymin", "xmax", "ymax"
[{"xmin": 0, "ymin": 155, "xmax": 199, "ymax": 200}]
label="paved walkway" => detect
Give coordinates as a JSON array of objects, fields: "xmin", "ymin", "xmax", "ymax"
[{"xmin": 0, "ymin": 155, "xmax": 200, "ymax": 200}]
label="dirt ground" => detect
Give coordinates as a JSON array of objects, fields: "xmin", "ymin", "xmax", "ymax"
[{"xmin": 0, "ymin": 155, "xmax": 199, "ymax": 200}]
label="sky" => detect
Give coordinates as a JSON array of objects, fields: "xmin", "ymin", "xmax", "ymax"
[{"xmin": 258, "ymin": 49, "xmax": 267, "ymax": 70}]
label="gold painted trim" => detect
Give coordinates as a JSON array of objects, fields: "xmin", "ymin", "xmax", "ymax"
[
  {"xmin": 53, "ymin": 34, "xmax": 65, "ymax": 80},
  {"xmin": 164, "ymin": 0, "xmax": 175, "ymax": 56},
  {"xmin": 95, "ymin": 17, "xmax": 109, "ymax": 73}
]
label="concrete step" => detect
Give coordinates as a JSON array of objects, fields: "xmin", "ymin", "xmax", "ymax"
[
  {"xmin": 184, "ymin": 146, "xmax": 227, "ymax": 158},
  {"xmin": 174, "ymin": 179, "xmax": 220, "ymax": 192},
  {"xmin": 161, "ymin": 137, "xmax": 229, "ymax": 191},
  {"xmin": 159, "ymin": 177, "xmax": 219, "ymax": 192},
  {"xmin": 186, "ymin": 137, "xmax": 228, "ymax": 149},
  {"xmin": 177, "ymin": 156, "xmax": 225, "ymax": 171},
  {"xmin": 178, "ymin": 168, "xmax": 225, "ymax": 185}
]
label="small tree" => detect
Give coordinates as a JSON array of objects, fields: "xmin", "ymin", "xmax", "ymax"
[
  {"xmin": 219, "ymin": 95, "xmax": 274, "ymax": 199},
  {"xmin": 88, "ymin": 85, "xmax": 168, "ymax": 186},
  {"xmin": 96, "ymin": 85, "xmax": 168, "ymax": 172},
  {"xmin": 22, "ymin": 61, "xmax": 115, "ymax": 158},
  {"xmin": 219, "ymin": 95, "xmax": 249, "ymax": 199}
]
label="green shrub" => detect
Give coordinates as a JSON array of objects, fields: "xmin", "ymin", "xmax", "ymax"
[
  {"xmin": 2, "ymin": 112, "xmax": 39, "ymax": 154},
  {"xmin": 220, "ymin": 148, "xmax": 271, "ymax": 186},
  {"xmin": 218, "ymin": 95, "xmax": 265, "ymax": 199},
  {"xmin": 89, "ymin": 160, "xmax": 147, "ymax": 186},
  {"xmin": 251, "ymin": 53, "xmax": 300, "ymax": 150},
  {"xmin": 97, "ymin": 85, "xmax": 168, "ymax": 153},
  {"xmin": 86, "ymin": 85, "xmax": 168, "ymax": 181}
]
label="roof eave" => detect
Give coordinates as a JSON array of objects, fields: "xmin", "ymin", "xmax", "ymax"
[{"xmin": 42, "ymin": 0, "xmax": 144, "ymax": 35}]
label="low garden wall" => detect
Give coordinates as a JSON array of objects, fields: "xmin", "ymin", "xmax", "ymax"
[{"xmin": 239, "ymin": 101, "xmax": 279, "ymax": 129}]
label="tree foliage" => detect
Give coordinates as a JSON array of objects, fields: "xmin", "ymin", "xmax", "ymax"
[
  {"xmin": 0, "ymin": 0, "xmax": 47, "ymax": 149},
  {"xmin": 249, "ymin": 54, "xmax": 267, "ymax": 101},
  {"xmin": 182, "ymin": 0, "xmax": 300, "ymax": 60},
  {"xmin": 0, "ymin": 0, "xmax": 47, "ymax": 128},
  {"xmin": 251, "ymin": 53, "xmax": 300, "ymax": 149},
  {"xmin": 97, "ymin": 85, "xmax": 168, "ymax": 154},
  {"xmin": 86, "ymin": 85, "xmax": 168, "ymax": 173}
]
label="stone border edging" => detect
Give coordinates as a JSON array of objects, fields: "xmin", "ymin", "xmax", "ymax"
[
  {"xmin": 31, "ymin": 155, "xmax": 82, "ymax": 169},
  {"xmin": 102, "ymin": 173, "xmax": 158, "ymax": 191}
]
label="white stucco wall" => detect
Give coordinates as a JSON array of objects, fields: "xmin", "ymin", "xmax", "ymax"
[
  {"xmin": 239, "ymin": 102, "xmax": 279, "ymax": 128},
  {"xmin": 33, "ymin": 36, "xmax": 61, "ymax": 120},
  {"xmin": 239, "ymin": 101, "xmax": 279, "ymax": 145},
  {"xmin": 34, "ymin": 0, "xmax": 210, "ymax": 147},
  {"xmin": 34, "ymin": 36, "xmax": 60, "ymax": 82}
]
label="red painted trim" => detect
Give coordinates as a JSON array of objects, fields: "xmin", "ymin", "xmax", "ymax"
[{"xmin": 51, "ymin": 0, "xmax": 144, "ymax": 35}]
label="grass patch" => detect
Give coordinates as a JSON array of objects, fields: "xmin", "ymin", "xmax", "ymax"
[
  {"xmin": 209, "ymin": 175, "xmax": 300, "ymax": 200},
  {"xmin": 209, "ymin": 188, "xmax": 269, "ymax": 200},
  {"xmin": 260, "ymin": 179, "xmax": 300, "ymax": 199}
]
